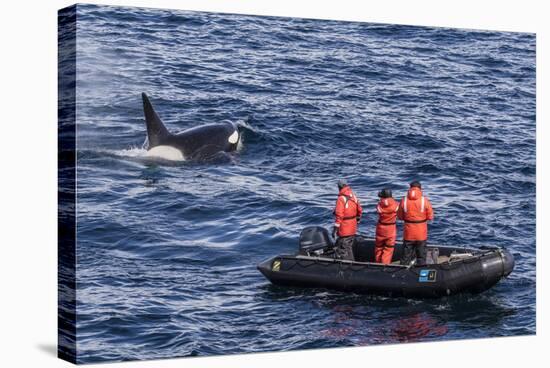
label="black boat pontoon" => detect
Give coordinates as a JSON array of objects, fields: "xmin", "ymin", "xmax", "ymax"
[{"xmin": 257, "ymin": 226, "xmax": 515, "ymax": 298}]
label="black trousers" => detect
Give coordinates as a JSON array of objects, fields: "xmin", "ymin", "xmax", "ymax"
[
  {"xmin": 335, "ymin": 236, "xmax": 355, "ymax": 261},
  {"xmin": 400, "ymin": 240, "xmax": 427, "ymax": 266}
]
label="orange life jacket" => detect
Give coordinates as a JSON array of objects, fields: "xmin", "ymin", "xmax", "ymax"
[
  {"xmin": 376, "ymin": 197, "xmax": 399, "ymax": 239},
  {"xmin": 397, "ymin": 187, "xmax": 434, "ymax": 241},
  {"xmin": 334, "ymin": 186, "xmax": 363, "ymax": 237}
]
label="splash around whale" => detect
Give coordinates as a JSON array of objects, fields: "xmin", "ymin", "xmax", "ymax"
[{"xmin": 141, "ymin": 93, "xmax": 242, "ymax": 162}]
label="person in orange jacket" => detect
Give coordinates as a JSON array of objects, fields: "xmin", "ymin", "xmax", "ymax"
[
  {"xmin": 397, "ymin": 181, "xmax": 434, "ymax": 266},
  {"xmin": 375, "ymin": 188, "xmax": 399, "ymax": 264},
  {"xmin": 332, "ymin": 179, "xmax": 363, "ymax": 261}
]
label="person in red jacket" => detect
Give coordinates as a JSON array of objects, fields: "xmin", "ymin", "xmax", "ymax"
[
  {"xmin": 397, "ymin": 181, "xmax": 434, "ymax": 266},
  {"xmin": 332, "ymin": 179, "xmax": 363, "ymax": 261},
  {"xmin": 375, "ymin": 188, "xmax": 399, "ymax": 264}
]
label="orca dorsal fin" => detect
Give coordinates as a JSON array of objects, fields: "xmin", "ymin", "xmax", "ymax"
[{"xmin": 142, "ymin": 93, "xmax": 170, "ymax": 148}]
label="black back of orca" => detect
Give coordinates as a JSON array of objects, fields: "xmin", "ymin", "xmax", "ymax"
[{"xmin": 141, "ymin": 93, "xmax": 240, "ymax": 160}]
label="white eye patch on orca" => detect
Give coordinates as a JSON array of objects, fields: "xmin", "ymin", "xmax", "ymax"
[{"xmin": 228, "ymin": 130, "xmax": 239, "ymax": 144}]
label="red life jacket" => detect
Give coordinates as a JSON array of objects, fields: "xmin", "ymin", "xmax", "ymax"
[
  {"xmin": 376, "ymin": 197, "xmax": 399, "ymax": 238},
  {"xmin": 397, "ymin": 187, "xmax": 434, "ymax": 241},
  {"xmin": 334, "ymin": 186, "xmax": 363, "ymax": 237}
]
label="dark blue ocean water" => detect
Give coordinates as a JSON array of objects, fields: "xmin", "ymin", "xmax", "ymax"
[{"xmin": 71, "ymin": 4, "xmax": 536, "ymax": 363}]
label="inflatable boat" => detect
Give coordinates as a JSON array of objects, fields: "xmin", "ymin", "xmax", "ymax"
[{"xmin": 257, "ymin": 226, "xmax": 515, "ymax": 298}]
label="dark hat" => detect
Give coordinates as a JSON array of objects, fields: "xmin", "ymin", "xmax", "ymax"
[
  {"xmin": 409, "ymin": 181, "xmax": 422, "ymax": 188},
  {"xmin": 378, "ymin": 188, "xmax": 393, "ymax": 198},
  {"xmin": 337, "ymin": 179, "xmax": 348, "ymax": 189}
]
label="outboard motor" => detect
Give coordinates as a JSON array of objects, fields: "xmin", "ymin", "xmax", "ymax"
[{"xmin": 299, "ymin": 226, "xmax": 334, "ymax": 256}]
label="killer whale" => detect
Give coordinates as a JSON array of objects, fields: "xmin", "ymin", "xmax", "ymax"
[{"xmin": 141, "ymin": 93, "xmax": 241, "ymax": 161}]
